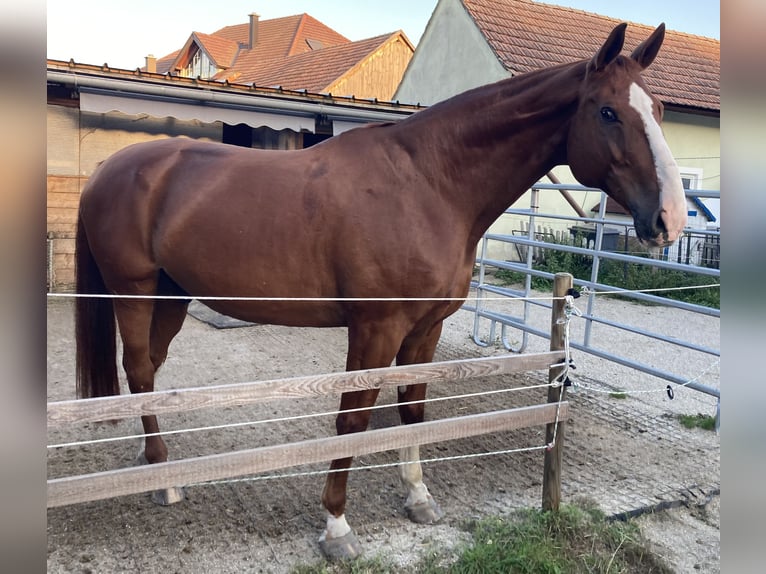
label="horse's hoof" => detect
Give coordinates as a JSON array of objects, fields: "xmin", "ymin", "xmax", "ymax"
[
  {"xmin": 135, "ymin": 451, "xmax": 185, "ymax": 505},
  {"xmin": 406, "ymin": 495, "xmax": 444, "ymax": 524},
  {"xmin": 318, "ymin": 530, "xmax": 362, "ymax": 561},
  {"xmin": 151, "ymin": 486, "xmax": 186, "ymax": 506}
]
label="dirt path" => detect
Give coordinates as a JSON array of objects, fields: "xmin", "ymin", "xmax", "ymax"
[{"xmin": 46, "ymin": 293, "xmax": 719, "ymax": 573}]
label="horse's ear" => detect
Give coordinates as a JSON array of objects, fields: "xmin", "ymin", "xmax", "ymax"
[
  {"xmin": 631, "ymin": 23, "xmax": 666, "ymax": 69},
  {"xmin": 590, "ymin": 22, "xmax": 628, "ymax": 72}
]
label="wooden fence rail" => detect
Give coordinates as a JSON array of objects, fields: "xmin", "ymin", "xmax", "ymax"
[
  {"xmin": 48, "ymin": 351, "xmax": 565, "ymax": 426},
  {"xmin": 48, "ymin": 402, "xmax": 568, "ymax": 507}
]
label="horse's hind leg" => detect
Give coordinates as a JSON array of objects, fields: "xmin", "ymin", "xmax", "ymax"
[
  {"xmin": 142, "ymin": 274, "xmax": 190, "ymax": 504},
  {"xmin": 113, "ymin": 276, "xmax": 188, "ymax": 505},
  {"xmin": 113, "ymin": 296, "xmax": 166, "ymax": 458},
  {"xmin": 395, "ymin": 321, "xmax": 444, "ymax": 524},
  {"xmin": 149, "ymin": 272, "xmax": 190, "ymax": 372}
]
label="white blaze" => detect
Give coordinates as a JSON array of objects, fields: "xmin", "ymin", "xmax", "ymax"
[{"xmin": 628, "ymin": 83, "xmax": 687, "ymax": 243}]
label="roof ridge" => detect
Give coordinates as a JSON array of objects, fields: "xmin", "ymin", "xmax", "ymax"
[{"xmin": 287, "ymin": 13, "xmax": 310, "ymax": 57}]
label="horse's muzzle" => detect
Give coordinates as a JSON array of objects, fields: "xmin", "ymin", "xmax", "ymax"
[{"xmin": 638, "ymin": 209, "xmax": 685, "ymax": 248}]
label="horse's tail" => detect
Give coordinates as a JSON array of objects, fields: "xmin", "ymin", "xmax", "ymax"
[{"xmin": 75, "ymin": 213, "xmax": 120, "ymax": 398}]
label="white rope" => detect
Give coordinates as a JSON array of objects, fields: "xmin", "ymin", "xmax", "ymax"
[
  {"xmin": 188, "ymin": 444, "xmax": 548, "ymax": 488},
  {"xmin": 580, "ymin": 283, "xmax": 719, "ymax": 297},
  {"xmin": 45, "ymin": 282, "xmax": 720, "ymax": 303},
  {"xmin": 544, "ymin": 294, "xmax": 581, "ymax": 450},
  {"xmin": 542, "ymin": 293, "xmax": 719, "ymax": 403},
  {"xmin": 571, "ymin": 358, "xmax": 720, "ymax": 397},
  {"xmin": 46, "ymin": 292, "xmax": 541, "ymax": 302},
  {"xmin": 47, "ymin": 380, "xmax": 557, "ymax": 450}
]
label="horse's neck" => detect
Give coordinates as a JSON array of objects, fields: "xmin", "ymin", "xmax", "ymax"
[{"xmin": 400, "ymin": 60, "xmax": 587, "ymax": 245}]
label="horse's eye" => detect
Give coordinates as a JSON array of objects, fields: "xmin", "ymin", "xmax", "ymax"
[{"xmin": 601, "ymin": 107, "xmax": 618, "ymax": 123}]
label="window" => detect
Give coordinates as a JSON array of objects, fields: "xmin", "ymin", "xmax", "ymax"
[
  {"xmin": 180, "ymin": 46, "xmax": 219, "ymax": 79},
  {"xmin": 679, "ymin": 167, "xmax": 703, "ymax": 191}
]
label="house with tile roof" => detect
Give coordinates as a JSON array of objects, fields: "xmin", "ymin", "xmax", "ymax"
[
  {"xmin": 395, "ymin": 0, "xmax": 720, "ymax": 248},
  {"xmin": 148, "ymin": 13, "xmax": 414, "ymax": 102}
]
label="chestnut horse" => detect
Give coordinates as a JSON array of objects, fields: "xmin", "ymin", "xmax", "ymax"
[{"xmin": 75, "ymin": 23, "xmax": 685, "ymax": 559}]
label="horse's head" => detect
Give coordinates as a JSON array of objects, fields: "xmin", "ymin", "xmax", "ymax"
[{"xmin": 567, "ymin": 23, "xmax": 687, "ymax": 247}]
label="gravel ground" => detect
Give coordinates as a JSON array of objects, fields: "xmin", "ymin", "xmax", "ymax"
[{"xmin": 46, "ymin": 284, "xmax": 720, "ymax": 573}]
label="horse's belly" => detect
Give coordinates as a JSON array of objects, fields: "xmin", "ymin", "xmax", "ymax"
[{"xmin": 199, "ymin": 298, "xmax": 347, "ymax": 328}]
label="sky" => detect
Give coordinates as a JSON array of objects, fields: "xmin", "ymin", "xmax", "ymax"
[{"xmin": 47, "ymin": 0, "xmax": 720, "ymax": 70}]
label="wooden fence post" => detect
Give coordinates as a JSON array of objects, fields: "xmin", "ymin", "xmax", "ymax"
[{"xmin": 542, "ymin": 272, "xmax": 573, "ymax": 512}]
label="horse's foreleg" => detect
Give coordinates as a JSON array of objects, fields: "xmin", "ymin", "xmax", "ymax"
[
  {"xmin": 395, "ymin": 322, "xmax": 444, "ymax": 524},
  {"xmin": 396, "ymin": 383, "xmax": 444, "ymax": 524},
  {"xmin": 320, "ymin": 388, "xmax": 380, "ymax": 560}
]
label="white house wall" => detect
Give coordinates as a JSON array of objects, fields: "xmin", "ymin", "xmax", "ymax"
[{"xmin": 395, "ymin": 0, "xmax": 508, "ymax": 105}]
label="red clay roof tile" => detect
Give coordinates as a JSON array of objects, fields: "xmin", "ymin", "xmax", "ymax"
[
  {"xmin": 191, "ymin": 32, "xmax": 239, "ymax": 68},
  {"xmin": 153, "ymin": 13, "xmax": 403, "ymax": 95},
  {"xmin": 212, "ymin": 14, "xmax": 349, "ymax": 63},
  {"xmin": 462, "ymin": 0, "xmax": 719, "ymax": 112}
]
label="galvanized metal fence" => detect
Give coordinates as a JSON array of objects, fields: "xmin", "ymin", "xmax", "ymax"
[{"xmin": 463, "ymin": 184, "xmax": 720, "ymax": 410}]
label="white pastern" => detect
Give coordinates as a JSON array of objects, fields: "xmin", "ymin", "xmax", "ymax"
[
  {"xmin": 628, "ymin": 83, "xmax": 687, "ymax": 243},
  {"xmin": 399, "ymin": 446, "xmax": 431, "ymax": 507},
  {"xmin": 320, "ymin": 513, "xmax": 351, "ymax": 542}
]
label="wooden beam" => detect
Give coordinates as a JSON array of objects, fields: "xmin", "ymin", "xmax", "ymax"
[
  {"xmin": 48, "ymin": 351, "xmax": 565, "ymax": 426},
  {"xmin": 542, "ymin": 273, "xmax": 573, "ymax": 512},
  {"xmin": 48, "ymin": 401, "xmax": 568, "ymax": 507}
]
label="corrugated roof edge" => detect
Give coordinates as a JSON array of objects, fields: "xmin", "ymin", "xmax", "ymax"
[{"xmin": 47, "ymin": 59, "xmax": 425, "ymax": 112}]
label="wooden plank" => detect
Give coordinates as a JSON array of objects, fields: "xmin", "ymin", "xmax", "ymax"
[
  {"xmin": 47, "ymin": 207, "xmax": 78, "ymax": 222},
  {"xmin": 52, "ymin": 238, "xmax": 77, "ymax": 254},
  {"xmin": 47, "ymin": 192, "xmax": 82, "ymax": 209},
  {"xmin": 53, "ymin": 253, "xmax": 74, "ymax": 269},
  {"xmin": 53, "ymin": 269, "xmax": 75, "ymax": 289},
  {"xmin": 47, "ymin": 401, "xmax": 569, "ymax": 507},
  {"xmin": 543, "ymin": 273, "xmax": 573, "ymax": 512},
  {"xmin": 47, "ymin": 175, "xmax": 85, "ymax": 189},
  {"xmin": 48, "ymin": 351, "xmax": 565, "ymax": 427}
]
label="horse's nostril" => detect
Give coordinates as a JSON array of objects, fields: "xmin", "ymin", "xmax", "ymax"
[{"xmin": 655, "ymin": 211, "xmax": 667, "ymax": 234}]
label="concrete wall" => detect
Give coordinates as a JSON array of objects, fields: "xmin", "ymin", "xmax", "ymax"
[{"xmin": 395, "ymin": 0, "xmax": 508, "ymax": 105}]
